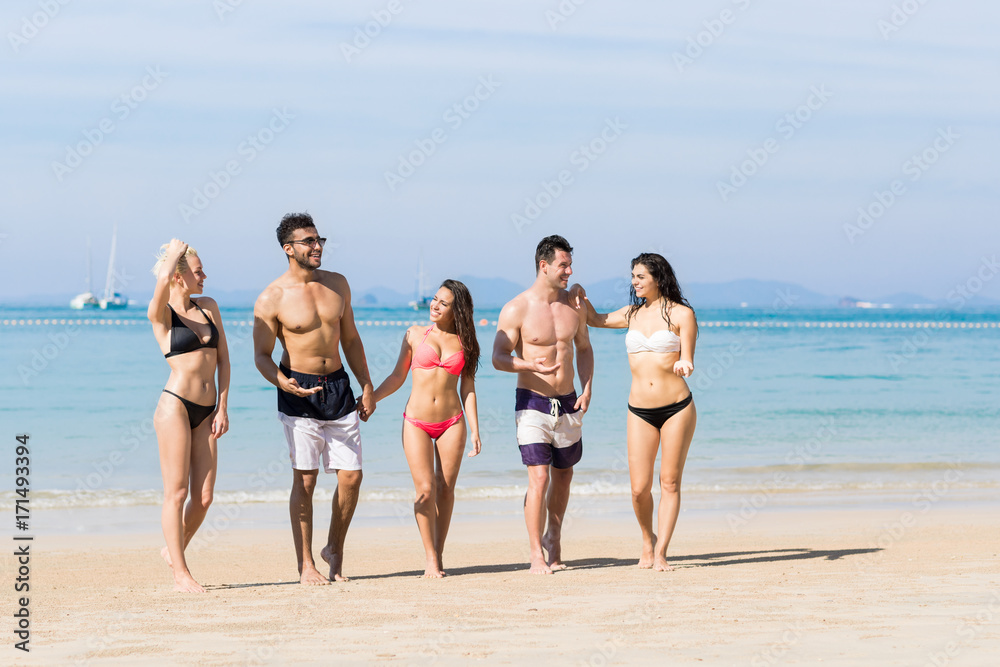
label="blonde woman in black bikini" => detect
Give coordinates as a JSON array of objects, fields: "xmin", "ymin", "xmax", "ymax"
[
  {"xmin": 572, "ymin": 253, "xmax": 697, "ymax": 571},
  {"xmin": 148, "ymin": 239, "xmax": 231, "ymax": 592}
]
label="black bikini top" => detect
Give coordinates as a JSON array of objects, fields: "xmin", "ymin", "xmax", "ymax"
[{"xmin": 165, "ymin": 301, "xmax": 219, "ymax": 358}]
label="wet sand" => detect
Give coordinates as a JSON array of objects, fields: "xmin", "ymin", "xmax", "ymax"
[{"xmin": 7, "ymin": 502, "xmax": 999, "ymax": 665}]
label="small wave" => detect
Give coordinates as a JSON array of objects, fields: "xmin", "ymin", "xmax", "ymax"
[
  {"xmin": 685, "ymin": 480, "xmax": 997, "ymax": 494},
  {"xmin": 813, "ymin": 374, "xmax": 904, "ymax": 381},
  {"xmin": 7, "ymin": 474, "xmax": 997, "ymax": 509},
  {"xmin": 720, "ymin": 461, "xmax": 999, "ymax": 475}
]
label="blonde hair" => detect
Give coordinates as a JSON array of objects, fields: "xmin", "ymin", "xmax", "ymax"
[{"xmin": 150, "ymin": 243, "xmax": 199, "ymax": 278}]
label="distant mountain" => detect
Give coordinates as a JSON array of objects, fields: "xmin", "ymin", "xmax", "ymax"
[
  {"xmin": 206, "ymin": 289, "xmax": 259, "ymax": 307},
  {"xmin": 118, "ymin": 289, "xmax": 259, "ymax": 308},
  {"xmin": 686, "ymin": 279, "xmax": 838, "ymax": 308},
  {"xmin": 356, "ymin": 276, "xmax": 526, "ymax": 308},
  {"xmin": 579, "ymin": 278, "xmax": 838, "ymax": 309},
  {"xmin": 453, "ymin": 275, "xmax": 526, "ymax": 308},
  {"xmin": 872, "ymin": 292, "xmax": 937, "ymax": 308},
  {"xmin": 356, "ymin": 286, "xmax": 411, "ymax": 307},
  {"xmin": 16, "ymin": 278, "xmax": 1000, "ymax": 310},
  {"xmin": 946, "ymin": 294, "xmax": 1000, "ymax": 308}
]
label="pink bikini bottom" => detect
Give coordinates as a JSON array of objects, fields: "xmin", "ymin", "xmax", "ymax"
[{"xmin": 402, "ymin": 411, "xmax": 464, "ymax": 440}]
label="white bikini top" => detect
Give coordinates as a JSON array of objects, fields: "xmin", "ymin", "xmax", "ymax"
[{"xmin": 625, "ymin": 328, "xmax": 681, "ymax": 354}]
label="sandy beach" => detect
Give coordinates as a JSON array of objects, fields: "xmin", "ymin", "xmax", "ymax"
[{"xmin": 6, "ymin": 500, "xmax": 998, "ymax": 666}]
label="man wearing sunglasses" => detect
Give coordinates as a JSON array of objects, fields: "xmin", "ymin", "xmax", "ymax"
[{"xmin": 253, "ymin": 212, "xmax": 376, "ymax": 585}]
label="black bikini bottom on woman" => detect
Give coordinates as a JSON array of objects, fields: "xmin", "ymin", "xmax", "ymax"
[
  {"xmin": 628, "ymin": 393, "xmax": 693, "ymax": 430},
  {"xmin": 163, "ymin": 390, "xmax": 216, "ymax": 429}
]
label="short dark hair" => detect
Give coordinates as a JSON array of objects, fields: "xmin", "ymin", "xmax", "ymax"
[
  {"xmin": 276, "ymin": 212, "xmax": 316, "ymax": 246},
  {"xmin": 535, "ymin": 235, "xmax": 573, "ymax": 272}
]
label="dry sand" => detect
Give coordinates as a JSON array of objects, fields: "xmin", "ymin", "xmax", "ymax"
[{"xmin": 5, "ymin": 502, "xmax": 999, "ymax": 666}]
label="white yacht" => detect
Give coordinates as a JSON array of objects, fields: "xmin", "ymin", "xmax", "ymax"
[
  {"xmin": 98, "ymin": 225, "xmax": 128, "ymax": 310},
  {"xmin": 408, "ymin": 255, "xmax": 432, "ymax": 310},
  {"xmin": 70, "ymin": 237, "xmax": 99, "ymax": 309}
]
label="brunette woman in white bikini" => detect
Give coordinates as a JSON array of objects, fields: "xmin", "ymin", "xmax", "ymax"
[{"xmin": 572, "ymin": 253, "xmax": 697, "ymax": 571}]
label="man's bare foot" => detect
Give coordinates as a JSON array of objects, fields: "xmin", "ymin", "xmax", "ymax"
[
  {"xmin": 529, "ymin": 553, "xmax": 553, "ymax": 575},
  {"xmin": 541, "ymin": 532, "xmax": 567, "ymax": 571},
  {"xmin": 320, "ymin": 545, "xmax": 350, "ymax": 582},
  {"xmin": 173, "ymin": 571, "xmax": 206, "ymax": 593},
  {"xmin": 652, "ymin": 556, "xmax": 673, "ymax": 572},
  {"xmin": 160, "ymin": 546, "xmax": 173, "ymax": 568},
  {"xmin": 298, "ymin": 563, "xmax": 330, "ymax": 585},
  {"xmin": 638, "ymin": 534, "xmax": 656, "ymax": 569}
]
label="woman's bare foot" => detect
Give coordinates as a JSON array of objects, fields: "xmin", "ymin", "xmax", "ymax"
[
  {"xmin": 529, "ymin": 552, "xmax": 554, "ymax": 575},
  {"xmin": 320, "ymin": 545, "xmax": 349, "ymax": 582},
  {"xmin": 298, "ymin": 563, "xmax": 330, "ymax": 585},
  {"xmin": 419, "ymin": 555, "xmax": 445, "ymax": 578},
  {"xmin": 173, "ymin": 570, "xmax": 206, "ymax": 593},
  {"xmin": 638, "ymin": 534, "xmax": 657, "ymax": 569},
  {"xmin": 652, "ymin": 556, "xmax": 673, "ymax": 572},
  {"xmin": 160, "ymin": 547, "xmax": 173, "ymax": 568},
  {"xmin": 541, "ymin": 532, "xmax": 567, "ymax": 571}
]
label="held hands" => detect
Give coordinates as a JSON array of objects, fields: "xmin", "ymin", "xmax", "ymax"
[
  {"xmin": 468, "ymin": 434, "xmax": 482, "ymax": 457},
  {"xmin": 673, "ymin": 360, "xmax": 694, "ymax": 377},
  {"xmin": 356, "ymin": 388, "xmax": 376, "ymax": 422}
]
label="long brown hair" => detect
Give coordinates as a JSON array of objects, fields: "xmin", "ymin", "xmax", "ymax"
[
  {"xmin": 626, "ymin": 253, "xmax": 695, "ymax": 329},
  {"xmin": 441, "ymin": 279, "xmax": 480, "ymax": 380}
]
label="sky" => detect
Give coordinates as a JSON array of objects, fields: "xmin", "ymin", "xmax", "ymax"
[{"xmin": 2, "ymin": 0, "xmax": 998, "ymax": 303}]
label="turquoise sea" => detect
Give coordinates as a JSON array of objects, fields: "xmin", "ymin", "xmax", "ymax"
[{"xmin": 2, "ymin": 305, "xmax": 998, "ymax": 531}]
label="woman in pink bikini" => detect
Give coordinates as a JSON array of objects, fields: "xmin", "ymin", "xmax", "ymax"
[{"xmin": 373, "ymin": 279, "xmax": 481, "ymax": 577}]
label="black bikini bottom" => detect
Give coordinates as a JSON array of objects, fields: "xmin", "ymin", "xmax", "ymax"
[
  {"xmin": 163, "ymin": 390, "xmax": 216, "ymax": 429},
  {"xmin": 628, "ymin": 393, "xmax": 693, "ymax": 430}
]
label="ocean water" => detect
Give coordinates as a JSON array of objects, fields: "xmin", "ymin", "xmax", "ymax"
[{"xmin": 2, "ymin": 305, "xmax": 998, "ymax": 520}]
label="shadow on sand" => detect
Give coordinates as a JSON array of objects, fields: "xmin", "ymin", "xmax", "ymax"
[
  {"xmin": 207, "ymin": 546, "xmax": 882, "ymax": 589},
  {"xmin": 666, "ymin": 547, "xmax": 882, "ymax": 568}
]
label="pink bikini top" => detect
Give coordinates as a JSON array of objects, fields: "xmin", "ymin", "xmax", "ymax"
[{"xmin": 411, "ymin": 327, "xmax": 464, "ymax": 376}]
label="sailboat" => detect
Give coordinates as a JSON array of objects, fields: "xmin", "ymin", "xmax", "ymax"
[
  {"xmin": 98, "ymin": 224, "xmax": 128, "ymax": 310},
  {"xmin": 408, "ymin": 254, "xmax": 432, "ymax": 311},
  {"xmin": 69, "ymin": 236, "xmax": 99, "ymax": 309}
]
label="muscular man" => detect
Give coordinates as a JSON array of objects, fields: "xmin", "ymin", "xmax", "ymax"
[
  {"xmin": 493, "ymin": 235, "xmax": 594, "ymax": 574},
  {"xmin": 253, "ymin": 213, "xmax": 376, "ymax": 584}
]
